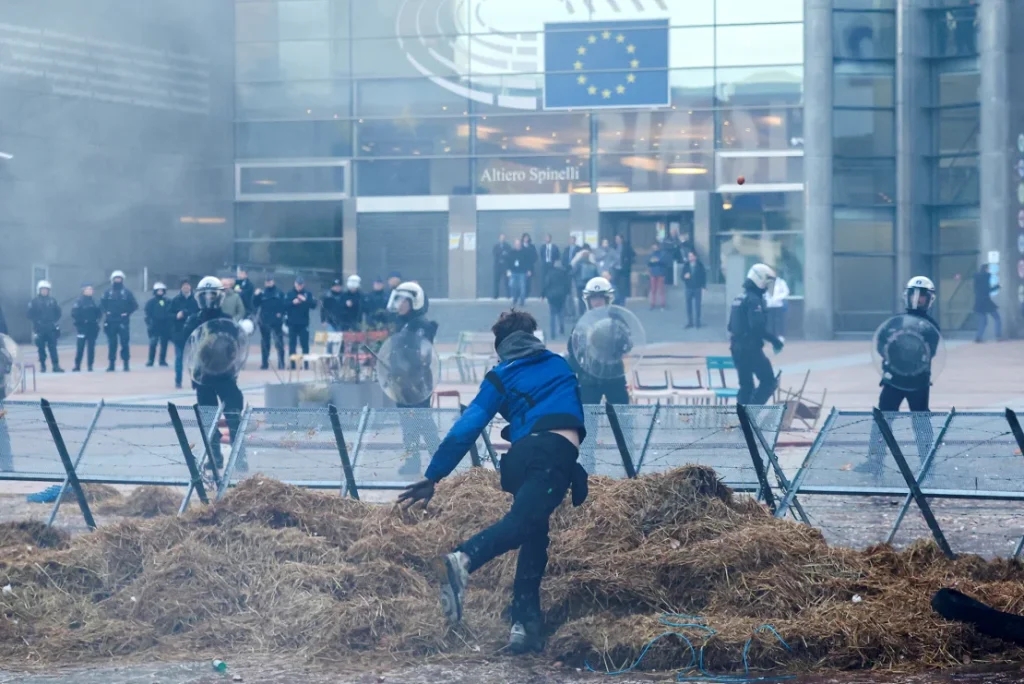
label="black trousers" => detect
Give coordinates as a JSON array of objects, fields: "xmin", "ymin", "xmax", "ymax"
[
  {"xmin": 148, "ymin": 330, "xmax": 170, "ymax": 365},
  {"xmin": 493, "ymin": 266, "xmax": 504, "ymax": 299},
  {"xmin": 35, "ymin": 332, "xmax": 60, "ymax": 370},
  {"xmin": 686, "ymin": 289, "xmax": 703, "ymax": 327},
  {"xmin": 288, "ymin": 324, "xmax": 309, "ymax": 368},
  {"xmin": 196, "ymin": 380, "xmax": 244, "ymax": 470},
  {"xmin": 732, "ymin": 347, "xmax": 776, "ymax": 405},
  {"xmin": 579, "ymin": 377, "xmax": 629, "ymax": 405},
  {"xmin": 106, "ymin": 324, "xmax": 131, "ymax": 364},
  {"xmin": 74, "ymin": 331, "xmax": 98, "ymax": 370},
  {"xmin": 260, "ymin": 325, "xmax": 285, "ymax": 368},
  {"xmin": 864, "ymin": 384, "xmax": 934, "ymax": 475},
  {"xmin": 458, "ymin": 432, "xmax": 578, "ymax": 625}
]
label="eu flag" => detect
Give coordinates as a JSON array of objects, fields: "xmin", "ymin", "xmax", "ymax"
[{"xmin": 543, "ymin": 19, "xmax": 670, "ymax": 110}]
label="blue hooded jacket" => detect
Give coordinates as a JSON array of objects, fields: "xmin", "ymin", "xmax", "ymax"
[{"xmin": 423, "ymin": 331, "xmax": 585, "ymax": 482}]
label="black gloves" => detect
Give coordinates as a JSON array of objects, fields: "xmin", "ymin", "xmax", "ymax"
[{"xmin": 397, "ymin": 478, "xmax": 436, "ymax": 510}]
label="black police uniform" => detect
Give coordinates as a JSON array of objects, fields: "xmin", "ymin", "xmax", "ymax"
[
  {"xmin": 728, "ymin": 279, "xmax": 782, "ymax": 405},
  {"xmin": 320, "ymin": 287, "xmax": 351, "ymax": 331},
  {"xmin": 363, "ymin": 289, "xmax": 389, "ymax": 330},
  {"xmin": 144, "ymin": 291, "xmax": 174, "ymax": 367},
  {"xmin": 101, "ymin": 283, "xmax": 138, "ymax": 370},
  {"xmin": 183, "ymin": 308, "xmax": 245, "ymax": 471},
  {"xmin": 26, "ymin": 294, "xmax": 63, "ymax": 372},
  {"xmin": 234, "ymin": 277, "xmax": 255, "ymax": 316},
  {"xmin": 391, "ymin": 309, "xmax": 440, "ymax": 475},
  {"xmin": 285, "ymin": 287, "xmax": 317, "ymax": 368},
  {"xmin": 169, "ymin": 290, "xmax": 200, "ymax": 388},
  {"xmin": 253, "ymin": 285, "xmax": 287, "ymax": 369},
  {"xmin": 71, "ymin": 293, "xmax": 101, "ymax": 371}
]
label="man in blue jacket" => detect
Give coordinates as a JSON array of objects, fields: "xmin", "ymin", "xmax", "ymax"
[{"xmin": 398, "ymin": 311, "xmax": 588, "ymax": 655}]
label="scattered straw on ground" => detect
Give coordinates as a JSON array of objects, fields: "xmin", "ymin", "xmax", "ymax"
[
  {"xmin": 0, "ymin": 467, "xmax": 1021, "ymax": 674},
  {"xmin": 60, "ymin": 484, "xmax": 122, "ymax": 505},
  {"xmin": 98, "ymin": 486, "xmax": 181, "ymax": 519}
]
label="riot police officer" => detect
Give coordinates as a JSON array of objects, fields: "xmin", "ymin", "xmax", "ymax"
[
  {"xmin": 253, "ymin": 273, "xmax": 286, "ymax": 370},
  {"xmin": 877, "ymin": 276, "xmax": 941, "ymax": 412},
  {"xmin": 144, "ymin": 282, "xmax": 173, "ymax": 368},
  {"xmin": 101, "ymin": 270, "xmax": 138, "ymax": 372},
  {"xmin": 27, "ymin": 280, "xmax": 64, "ymax": 373},
  {"xmin": 234, "ymin": 266, "xmax": 256, "ymax": 316},
  {"xmin": 170, "ymin": 280, "xmax": 199, "ymax": 389},
  {"xmin": 567, "ymin": 277, "xmax": 631, "ymax": 404},
  {"xmin": 728, "ymin": 264, "xmax": 783, "ymax": 405},
  {"xmin": 286, "ymin": 276, "xmax": 317, "ymax": 369},
  {"xmin": 71, "ymin": 284, "xmax": 101, "ymax": 372}
]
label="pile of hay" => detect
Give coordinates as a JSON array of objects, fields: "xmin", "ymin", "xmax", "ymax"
[{"xmin": 0, "ymin": 467, "xmax": 1021, "ymax": 673}]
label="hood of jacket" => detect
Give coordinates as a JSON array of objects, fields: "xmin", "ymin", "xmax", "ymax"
[{"xmin": 496, "ymin": 331, "xmax": 545, "ymax": 362}]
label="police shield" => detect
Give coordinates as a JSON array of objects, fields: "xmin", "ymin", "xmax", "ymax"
[
  {"xmin": 871, "ymin": 314, "xmax": 946, "ymax": 391},
  {"xmin": 375, "ymin": 329, "xmax": 440, "ymax": 405},
  {"xmin": 185, "ymin": 319, "xmax": 250, "ymax": 386},
  {"xmin": 0, "ymin": 334, "xmax": 20, "ymax": 396},
  {"xmin": 569, "ymin": 305, "xmax": 646, "ymax": 380}
]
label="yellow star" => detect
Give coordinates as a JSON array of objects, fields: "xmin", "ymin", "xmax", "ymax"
[
  {"xmin": 630, "ymin": 59, "xmax": 639, "ymax": 68},
  {"xmin": 602, "ymin": 89, "xmax": 611, "ymax": 99},
  {"xmin": 588, "ymin": 85, "xmax": 597, "ymax": 95},
  {"xmin": 616, "ymin": 34, "xmax": 625, "ymax": 43},
  {"xmin": 577, "ymin": 75, "xmax": 587, "ymax": 84},
  {"xmin": 602, "ymin": 30, "xmax": 611, "ymax": 40},
  {"xmin": 577, "ymin": 45, "xmax": 586, "ymax": 55},
  {"xmin": 574, "ymin": 60, "xmax": 583, "ymax": 70},
  {"xmin": 626, "ymin": 73, "xmax": 636, "ymax": 83},
  {"xmin": 588, "ymin": 34, "xmax": 597, "ymax": 44},
  {"xmin": 627, "ymin": 44, "xmax": 636, "ymax": 54},
  {"xmin": 616, "ymin": 84, "xmax": 625, "ymax": 94}
]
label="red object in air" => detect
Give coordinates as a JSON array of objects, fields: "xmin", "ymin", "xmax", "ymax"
[{"xmin": 737, "ymin": 176, "xmax": 745, "ymax": 185}]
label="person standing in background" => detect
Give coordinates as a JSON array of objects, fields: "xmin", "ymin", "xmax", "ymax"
[
  {"xmin": 219, "ymin": 274, "xmax": 246, "ymax": 322},
  {"xmin": 973, "ymin": 263, "xmax": 1001, "ymax": 342},
  {"xmin": 170, "ymin": 280, "xmax": 199, "ymax": 388},
  {"xmin": 387, "ymin": 272, "xmax": 402, "ymax": 296},
  {"xmin": 28, "ymin": 280, "xmax": 64, "ymax": 373},
  {"xmin": 647, "ymin": 242, "xmax": 669, "ymax": 310},
  {"xmin": 71, "ymin": 284, "xmax": 101, "ymax": 372},
  {"xmin": 286, "ymin": 276, "xmax": 317, "ymax": 369},
  {"xmin": 765, "ymin": 270, "xmax": 790, "ymax": 338},
  {"xmin": 321, "ymin": 278, "xmax": 346, "ymax": 335},
  {"xmin": 364, "ymin": 277, "xmax": 389, "ymax": 329},
  {"xmin": 682, "ymin": 250, "xmax": 707, "ymax": 329},
  {"xmin": 614, "ymin": 234, "xmax": 634, "ymax": 299},
  {"xmin": 594, "ymin": 239, "xmax": 621, "ymax": 292},
  {"xmin": 508, "ymin": 238, "xmax": 529, "ymax": 307},
  {"xmin": 144, "ymin": 282, "xmax": 173, "ymax": 368},
  {"xmin": 101, "ymin": 270, "xmax": 138, "ymax": 372},
  {"xmin": 540, "ymin": 234, "xmax": 561, "ymax": 295},
  {"xmin": 492, "ymin": 234, "xmax": 511, "ymax": 299},
  {"xmin": 252, "ymin": 274, "xmax": 286, "ymax": 371},
  {"xmin": 562, "ymin": 235, "xmax": 583, "ymax": 318},
  {"xmin": 235, "ymin": 266, "xmax": 255, "ymax": 316},
  {"xmin": 339, "ymin": 275, "xmax": 364, "ymax": 331},
  {"xmin": 542, "ymin": 261, "xmax": 570, "ymax": 340},
  {"xmin": 520, "ymin": 233, "xmax": 538, "ymax": 298}
]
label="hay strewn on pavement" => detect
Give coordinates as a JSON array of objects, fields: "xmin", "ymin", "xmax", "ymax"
[{"xmin": 0, "ymin": 467, "xmax": 1021, "ymax": 673}]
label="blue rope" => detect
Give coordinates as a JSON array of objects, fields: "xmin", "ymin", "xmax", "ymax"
[{"xmin": 584, "ymin": 614, "xmax": 795, "ymax": 684}]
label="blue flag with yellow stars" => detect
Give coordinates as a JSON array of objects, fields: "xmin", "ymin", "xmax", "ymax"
[{"xmin": 543, "ymin": 19, "xmax": 669, "ymax": 110}]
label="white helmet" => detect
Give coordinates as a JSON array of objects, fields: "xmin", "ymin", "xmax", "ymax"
[
  {"xmin": 582, "ymin": 276, "xmax": 614, "ymax": 309},
  {"xmin": 346, "ymin": 275, "xmax": 362, "ymax": 289},
  {"xmin": 152, "ymin": 282, "xmax": 167, "ymax": 293},
  {"xmin": 905, "ymin": 275, "xmax": 936, "ymax": 310},
  {"xmin": 36, "ymin": 280, "xmax": 52, "ymax": 293},
  {"xmin": 195, "ymin": 276, "xmax": 225, "ymax": 310},
  {"xmin": 387, "ymin": 281, "xmax": 426, "ymax": 314},
  {"xmin": 110, "ymin": 270, "xmax": 126, "ymax": 283},
  {"xmin": 746, "ymin": 263, "xmax": 777, "ymax": 295}
]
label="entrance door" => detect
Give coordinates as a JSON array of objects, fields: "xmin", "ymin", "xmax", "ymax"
[{"xmin": 601, "ymin": 211, "xmax": 694, "ymax": 292}]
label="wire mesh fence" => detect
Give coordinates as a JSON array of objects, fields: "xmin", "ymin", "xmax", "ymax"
[{"xmin": 0, "ymin": 400, "xmax": 101, "ymax": 480}]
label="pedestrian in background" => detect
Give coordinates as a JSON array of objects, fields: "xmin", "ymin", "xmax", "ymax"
[
  {"xmin": 542, "ymin": 261, "xmax": 570, "ymax": 340},
  {"xmin": 144, "ymin": 282, "xmax": 173, "ymax": 368},
  {"xmin": 647, "ymin": 242, "xmax": 669, "ymax": 310},
  {"xmin": 170, "ymin": 280, "xmax": 199, "ymax": 388},
  {"xmin": 492, "ymin": 234, "xmax": 511, "ymax": 299},
  {"xmin": 540, "ymin": 234, "xmax": 561, "ymax": 294},
  {"xmin": 520, "ymin": 233, "xmax": 538, "ymax": 298},
  {"xmin": 766, "ymin": 270, "xmax": 790, "ymax": 338},
  {"xmin": 614, "ymin": 234, "xmax": 634, "ymax": 299},
  {"xmin": 974, "ymin": 263, "xmax": 1001, "ymax": 342},
  {"xmin": 364, "ymin": 277, "xmax": 389, "ymax": 329},
  {"xmin": 682, "ymin": 250, "xmax": 706, "ymax": 329},
  {"xmin": 219, "ymin": 273, "xmax": 246, "ymax": 322},
  {"xmin": 28, "ymin": 280, "xmax": 64, "ymax": 373},
  {"xmin": 71, "ymin": 284, "xmax": 101, "ymax": 372},
  {"xmin": 101, "ymin": 270, "xmax": 137, "ymax": 372},
  {"xmin": 286, "ymin": 276, "xmax": 317, "ymax": 369},
  {"xmin": 235, "ymin": 266, "xmax": 256, "ymax": 315}
]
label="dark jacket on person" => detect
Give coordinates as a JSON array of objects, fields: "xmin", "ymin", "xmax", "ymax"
[
  {"xmin": 521, "ymin": 242, "xmax": 538, "ymax": 274},
  {"xmin": 387, "ymin": 310, "xmax": 439, "ymax": 407},
  {"xmin": 509, "ymin": 248, "xmax": 531, "ymax": 275},
  {"xmin": 322, "ymin": 289, "xmax": 362, "ymax": 330},
  {"xmin": 27, "ymin": 295, "xmax": 62, "ymax": 336},
  {"xmin": 144, "ymin": 293, "xmax": 174, "ymax": 336},
  {"xmin": 876, "ymin": 310, "xmax": 941, "ymax": 392},
  {"xmin": 618, "ymin": 242, "xmax": 635, "ymax": 271},
  {"xmin": 540, "ymin": 242, "xmax": 561, "ymax": 268},
  {"xmin": 543, "ymin": 266, "xmax": 571, "ymax": 303},
  {"xmin": 285, "ymin": 288, "xmax": 317, "ymax": 327},
  {"xmin": 253, "ymin": 285, "xmax": 287, "ymax": 328},
  {"xmin": 363, "ymin": 289, "xmax": 389, "ymax": 328},
  {"xmin": 234, "ymin": 278, "xmax": 256, "ymax": 315},
  {"xmin": 563, "ymin": 243, "xmax": 583, "ymax": 269},
  {"xmin": 170, "ymin": 292, "xmax": 200, "ymax": 343},
  {"xmin": 423, "ymin": 331, "xmax": 585, "ymax": 482},
  {"xmin": 493, "ymin": 240, "xmax": 512, "ymax": 272},
  {"xmin": 728, "ymin": 280, "xmax": 781, "ymax": 353},
  {"xmin": 182, "ymin": 309, "xmax": 240, "ymax": 388},
  {"xmin": 683, "ymin": 260, "xmax": 707, "ymax": 290},
  {"xmin": 101, "ymin": 285, "xmax": 138, "ymax": 330},
  {"xmin": 973, "ymin": 270, "xmax": 998, "ymax": 313},
  {"xmin": 648, "ymin": 247, "xmax": 670, "ymax": 279},
  {"xmin": 71, "ymin": 295, "xmax": 102, "ymax": 336}
]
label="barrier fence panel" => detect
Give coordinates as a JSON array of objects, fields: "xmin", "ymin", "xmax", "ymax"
[
  {"xmin": 222, "ymin": 407, "xmax": 362, "ymax": 493},
  {"xmin": 579, "ymin": 404, "xmax": 654, "ymax": 478},
  {"xmin": 0, "ymin": 400, "xmax": 101, "ymax": 482},
  {"xmin": 176, "ymin": 403, "xmax": 224, "ymax": 512}
]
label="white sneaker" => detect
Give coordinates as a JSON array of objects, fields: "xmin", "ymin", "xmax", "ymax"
[{"xmin": 439, "ymin": 551, "xmax": 470, "ymax": 624}]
